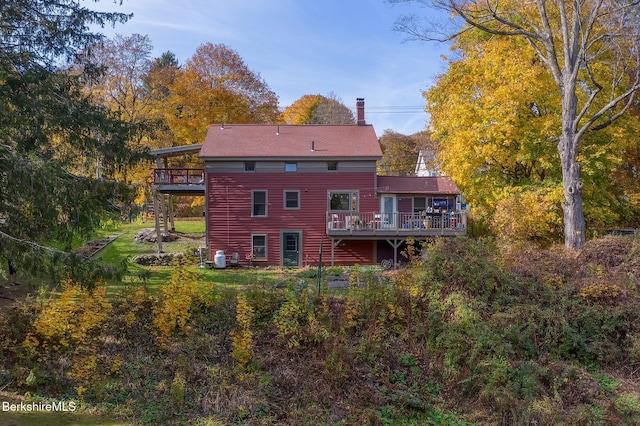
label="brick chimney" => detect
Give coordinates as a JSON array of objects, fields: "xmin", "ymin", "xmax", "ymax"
[{"xmin": 356, "ymin": 98, "xmax": 365, "ymax": 125}]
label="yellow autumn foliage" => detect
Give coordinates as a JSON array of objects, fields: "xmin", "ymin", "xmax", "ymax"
[
  {"xmin": 491, "ymin": 186, "xmax": 564, "ymax": 245},
  {"xmin": 231, "ymin": 294, "xmax": 254, "ymax": 365},
  {"xmin": 23, "ymin": 280, "xmax": 112, "ymax": 354},
  {"xmin": 153, "ymin": 269, "xmax": 197, "ymax": 344}
]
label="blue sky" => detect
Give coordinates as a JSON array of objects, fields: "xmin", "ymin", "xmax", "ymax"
[{"xmin": 92, "ymin": 0, "xmax": 451, "ymax": 136}]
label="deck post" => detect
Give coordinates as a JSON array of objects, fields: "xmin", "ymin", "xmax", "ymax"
[
  {"xmin": 330, "ymin": 238, "xmax": 342, "ymax": 266},
  {"xmin": 168, "ymin": 194, "xmax": 175, "ymax": 231},
  {"xmin": 385, "ymin": 238, "xmax": 405, "ymax": 269},
  {"xmin": 153, "ymin": 191, "xmax": 163, "ymax": 253},
  {"xmin": 161, "ymin": 194, "xmax": 169, "ymax": 238}
]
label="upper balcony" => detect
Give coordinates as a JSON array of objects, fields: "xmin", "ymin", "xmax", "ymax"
[
  {"xmin": 326, "ymin": 211, "xmax": 467, "ymax": 238},
  {"xmin": 153, "ymin": 168, "xmax": 205, "ymax": 195}
]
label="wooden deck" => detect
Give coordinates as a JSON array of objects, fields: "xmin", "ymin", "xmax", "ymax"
[
  {"xmin": 153, "ymin": 168, "xmax": 205, "ymax": 195},
  {"xmin": 326, "ymin": 211, "xmax": 466, "ymax": 238}
]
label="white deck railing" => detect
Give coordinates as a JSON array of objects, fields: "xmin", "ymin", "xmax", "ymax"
[{"xmin": 327, "ymin": 211, "xmax": 466, "ymax": 234}]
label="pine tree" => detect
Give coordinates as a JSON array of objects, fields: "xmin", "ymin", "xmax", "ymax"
[{"xmin": 0, "ymin": 0, "xmax": 145, "ymax": 282}]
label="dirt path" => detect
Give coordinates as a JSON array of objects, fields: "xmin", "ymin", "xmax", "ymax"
[{"xmin": 0, "ymin": 281, "xmax": 34, "ymax": 313}]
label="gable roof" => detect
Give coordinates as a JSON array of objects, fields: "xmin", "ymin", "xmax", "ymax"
[
  {"xmin": 377, "ymin": 176, "xmax": 460, "ymax": 195},
  {"xmin": 415, "ymin": 149, "xmax": 440, "ymax": 176},
  {"xmin": 199, "ymin": 124, "xmax": 382, "ymax": 160}
]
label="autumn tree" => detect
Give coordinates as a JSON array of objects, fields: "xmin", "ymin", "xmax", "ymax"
[
  {"xmin": 395, "ymin": 0, "xmax": 640, "ymax": 249},
  {"xmin": 84, "ymin": 34, "xmax": 153, "ymax": 127},
  {"xmin": 426, "ymin": 27, "xmax": 639, "ymax": 241},
  {"xmin": 282, "ymin": 93, "xmax": 355, "ymax": 124},
  {"xmin": 378, "ymin": 130, "xmax": 435, "ymax": 175},
  {"xmin": 79, "ymin": 33, "xmax": 158, "ymax": 187},
  {"xmin": 165, "ymin": 43, "xmax": 280, "ymax": 145},
  {"xmin": 0, "ymin": 0, "xmax": 144, "ymax": 280},
  {"xmin": 142, "ymin": 52, "xmax": 180, "ymax": 148},
  {"xmin": 144, "ymin": 51, "xmax": 180, "ymax": 102}
]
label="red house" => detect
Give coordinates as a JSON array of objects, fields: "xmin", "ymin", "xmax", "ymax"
[{"xmin": 198, "ymin": 100, "xmax": 466, "ymax": 267}]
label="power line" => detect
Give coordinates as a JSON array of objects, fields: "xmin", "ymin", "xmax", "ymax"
[{"xmin": 352, "ymin": 105, "xmax": 426, "ymax": 114}]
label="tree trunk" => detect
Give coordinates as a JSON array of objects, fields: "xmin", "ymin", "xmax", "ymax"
[
  {"xmin": 560, "ymin": 147, "xmax": 586, "ymax": 249},
  {"xmin": 559, "ymin": 89, "xmax": 586, "ymax": 250}
]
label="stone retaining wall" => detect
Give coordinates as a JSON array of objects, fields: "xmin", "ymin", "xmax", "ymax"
[{"xmin": 133, "ymin": 252, "xmax": 186, "ymax": 266}]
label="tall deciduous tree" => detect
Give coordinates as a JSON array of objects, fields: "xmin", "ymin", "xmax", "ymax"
[
  {"xmin": 378, "ymin": 130, "xmax": 435, "ymax": 176},
  {"xmin": 282, "ymin": 93, "xmax": 356, "ymax": 125},
  {"xmin": 166, "ymin": 43, "xmax": 280, "ymax": 145},
  {"xmin": 83, "ymin": 34, "xmax": 153, "ymax": 126},
  {"xmin": 79, "ymin": 34, "xmax": 157, "ymax": 185},
  {"xmin": 395, "ymin": 0, "xmax": 640, "ymax": 249},
  {"xmin": 0, "ymin": 0, "xmax": 144, "ymax": 281}
]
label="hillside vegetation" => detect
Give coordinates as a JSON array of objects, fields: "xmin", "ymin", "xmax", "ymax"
[{"xmin": 2, "ymin": 236, "xmax": 640, "ymax": 425}]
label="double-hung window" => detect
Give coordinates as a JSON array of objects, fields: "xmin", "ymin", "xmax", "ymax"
[
  {"xmin": 284, "ymin": 190, "xmax": 300, "ymax": 209},
  {"xmin": 252, "ymin": 190, "xmax": 267, "ymax": 217},
  {"xmin": 252, "ymin": 234, "xmax": 267, "ymax": 260}
]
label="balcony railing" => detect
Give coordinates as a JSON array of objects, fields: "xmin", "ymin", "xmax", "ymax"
[
  {"xmin": 153, "ymin": 168, "xmax": 204, "ymax": 186},
  {"xmin": 327, "ymin": 211, "xmax": 466, "ymax": 237}
]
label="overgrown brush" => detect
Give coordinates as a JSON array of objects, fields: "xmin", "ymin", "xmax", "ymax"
[{"xmin": 2, "ymin": 237, "xmax": 640, "ymax": 424}]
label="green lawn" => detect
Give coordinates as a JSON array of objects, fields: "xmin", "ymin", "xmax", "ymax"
[{"xmin": 91, "ymin": 219, "xmax": 289, "ymax": 294}]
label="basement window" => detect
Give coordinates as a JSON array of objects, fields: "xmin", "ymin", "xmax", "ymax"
[{"xmin": 252, "ymin": 234, "xmax": 267, "ymax": 260}]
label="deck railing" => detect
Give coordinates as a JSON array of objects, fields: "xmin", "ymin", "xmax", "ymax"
[
  {"xmin": 153, "ymin": 168, "xmax": 204, "ymax": 186},
  {"xmin": 327, "ymin": 211, "xmax": 466, "ymax": 235}
]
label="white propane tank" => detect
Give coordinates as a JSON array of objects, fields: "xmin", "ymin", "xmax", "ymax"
[{"xmin": 214, "ymin": 250, "xmax": 226, "ymax": 269}]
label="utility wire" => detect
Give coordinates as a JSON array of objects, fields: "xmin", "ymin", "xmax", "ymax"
[{"xmin": 351, "ymin": 106, "xmax": 426, "ymax": 114}]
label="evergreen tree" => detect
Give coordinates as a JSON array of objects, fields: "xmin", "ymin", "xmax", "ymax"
[{"xmin": 0, "ymin": 0, "xmax": 146, "ymax": 282}]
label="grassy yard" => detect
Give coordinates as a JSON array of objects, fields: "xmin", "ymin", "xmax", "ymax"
[{"xmin": 91, "ymin": 219, "xmax": 313, "ymax": 295}]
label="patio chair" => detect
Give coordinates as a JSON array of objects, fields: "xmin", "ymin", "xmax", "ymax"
[{"xmin": 329, "ymin": 214, "xmax": 344, "ymax": 229}]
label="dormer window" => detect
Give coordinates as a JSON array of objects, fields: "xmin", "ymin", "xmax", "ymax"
[
  {"xmin": 244, "ymin": 162, "xmax": 255, "ymax": 171},
  {"xmin": 327, "ymin": 161, "xmax": 338, "ymax": 171}
]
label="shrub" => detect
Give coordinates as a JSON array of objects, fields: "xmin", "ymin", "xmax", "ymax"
[
  {"xmin": 152, "ymin": 269, "xmax": 197, "ymax": 345},
  {"xmin": 231, "ymin": 294, "xmax": 254, "ymax": 366},
  {"xmin": 24, "ymin": 280, "xmax": 112, "ymax": 354},
  {"xmin": 615, "ymin": 392, "xmax": 640, "ymax": 416}
]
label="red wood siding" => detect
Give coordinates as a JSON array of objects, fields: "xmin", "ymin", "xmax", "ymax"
[
  {"xmin": 398, "ymin": 197, "xmax": 413, "ymax": 214},
  {"xmin": 206, "ymin": 172, "xmax": 379, "ymax": 265}
]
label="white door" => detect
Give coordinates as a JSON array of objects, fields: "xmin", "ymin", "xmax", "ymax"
[{"xmin": 380, "ymin": 196, "xmax": 396, "ymax": 228}]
